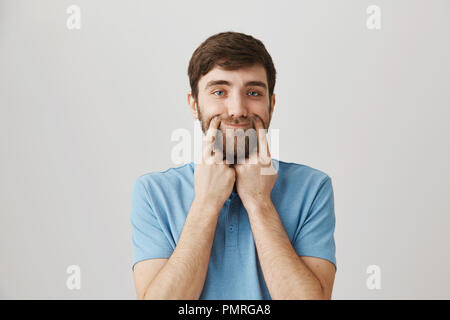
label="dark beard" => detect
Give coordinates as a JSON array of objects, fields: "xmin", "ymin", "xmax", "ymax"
[
  {"xmin": 214, "ymin": 129, "xmax": 257, "ymax": 164},
  {"xmin": 197, "ymin": 102, "xmax": 269, "ymax": 164}
]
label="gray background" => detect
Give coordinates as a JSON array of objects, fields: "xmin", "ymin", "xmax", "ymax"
[{"xmin": 1, "ymin": 0, "xmax": 449, "ymax": 299}]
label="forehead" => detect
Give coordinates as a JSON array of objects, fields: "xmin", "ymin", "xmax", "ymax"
[{"xmin": 199, "ymin": 64, "xmax": 268, "ymax": 88}]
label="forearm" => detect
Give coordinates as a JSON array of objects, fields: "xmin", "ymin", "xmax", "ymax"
[
  {"xmin": 143, "ymin": 198, "xmax": 220, "ymax": 300},
  {"xmin": 245, "ymin": 199, "xmax": 325, "ymax": 300}
]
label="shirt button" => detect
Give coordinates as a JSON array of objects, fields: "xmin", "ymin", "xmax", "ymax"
[{"xmin": 229, "ymin": 224, "xmax": 234, "ymax": 232}]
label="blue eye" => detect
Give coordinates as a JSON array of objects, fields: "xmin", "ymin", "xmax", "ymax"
[
  {"xmin": 248, "ymin": 91, "xmax": 260, "ymax": 96},
  {"xmin": 213, "ymin": 90, "xmax": 224, "ymax": 96}
]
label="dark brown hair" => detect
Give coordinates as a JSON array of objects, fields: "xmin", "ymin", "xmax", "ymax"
[{"xmin": 187, "ymin": 31, "xmax": 276, "ymax": 104}]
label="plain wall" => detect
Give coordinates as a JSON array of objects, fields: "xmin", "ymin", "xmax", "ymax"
[{"xmin": 1, "ymin": 0, "xmax": 449, "ymax": 299}]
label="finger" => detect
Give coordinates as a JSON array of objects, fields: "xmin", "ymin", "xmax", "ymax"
[
  {"xmin": 202, "ymin": 116, "xmax": 221, "ymax": 164},
  {"xmin": 247, "ymin": 145, "xmax": 259, "ymax": 165},
  {"xmin": 209, "ymin": 115, "xmax": 221, "ymax": 130},
  {"xmin": 207, "ymin": 116, "xmax": 221, "ymax": 139},
  {"xmin": 203, "ymin": 116, "xmax": 221, "ymax": 148},
  {"xmin": 253, "ymin": 115, "xmax": 265, "ymax": 130},
  {"xmin": 213, "ymin": 143, "xmax": 224, "ymax": 165},
  {"xmin": 254, "ymin": 117, "xmax": 271, "ymax": 164}
]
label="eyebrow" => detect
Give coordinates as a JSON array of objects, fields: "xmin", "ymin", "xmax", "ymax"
[{"xmin": 204, "ymin": 80, "xmax": 267, "ymax": 91}]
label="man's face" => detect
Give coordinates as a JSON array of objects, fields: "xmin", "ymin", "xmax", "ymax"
[{"xmin": 189, "ymin": 64, "xmax": 275, "ymax": 162}]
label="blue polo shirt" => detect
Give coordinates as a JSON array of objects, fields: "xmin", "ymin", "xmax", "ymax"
[{"xmin": 130, "ymin": 159, "xmax": 336, "ymax": 299}]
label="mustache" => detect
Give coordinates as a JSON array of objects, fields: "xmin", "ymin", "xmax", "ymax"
[
  {"xmin": 220, "ymin": 122, "xmax": 253, "ymax": 128},
  {"xmin": 201, "ymin": 115, "xmax": 267, "ymax": 133},
  {"xmin": 213, "ymin": 115, "xmax": 262, "ymax": 127},
  {"xmin": 219, "ymin": 118, "xmax": 251, "ymax": 125}
]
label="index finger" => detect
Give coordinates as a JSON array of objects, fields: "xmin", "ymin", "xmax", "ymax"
[
  {"xmin": 203, "ymin": 116, "xmax": 221, "ymax": 146},
  {"xmin": 208, "ymin": 116, "xmax": 221, "ymax": 130},
  {"xmin": 253, "ymin": 116, "xmax": 271, "ymax": 164},
  {"xmin": 202, "ymin": 116, "xmax": 222, "ymax": 163}
]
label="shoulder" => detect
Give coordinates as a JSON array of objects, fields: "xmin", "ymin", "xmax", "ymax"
[
  {"xmin": 132, "ymin": 162, "xmax": 195, "ymax": 197},
  {"xmin": 275, "ymin": 159, "xmax": 332, "ymax": 188}
]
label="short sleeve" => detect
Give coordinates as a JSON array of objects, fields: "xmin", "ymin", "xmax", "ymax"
[
  {"xmin": 293, "ymin": 176, "xmax": 337, "ymax": 270},
  {"xmin": 130, "ymin": 177, "xmax": 174, "ymax": 270}
]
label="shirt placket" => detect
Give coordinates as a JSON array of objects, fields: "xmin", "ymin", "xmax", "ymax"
[{"xmin": 225, "ymin": 193, "xmax": 239, "ymax": 248}]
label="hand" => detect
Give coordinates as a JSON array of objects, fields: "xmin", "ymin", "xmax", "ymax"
[
  {"xmin": 234, "ymin": 116, "xmax": 278, "ymax": 209},
  {"xmin": 194, "ymin": 116, "xmax": 236, "ymax": 209}
]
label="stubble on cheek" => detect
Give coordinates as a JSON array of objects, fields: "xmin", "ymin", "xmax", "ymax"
[{"xmin": 197, "ymin": 105, "xmax": 263, "ymax": 162}]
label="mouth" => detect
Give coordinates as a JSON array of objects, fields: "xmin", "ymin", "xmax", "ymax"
[{"xmin": 221, "ymin": 122, "xmax": 251, "ymax": 129}]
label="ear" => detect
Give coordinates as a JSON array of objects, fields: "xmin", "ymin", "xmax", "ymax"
[
  {"xmin": 187, "ymin": 92, "xmax": 199, "ymax": 119},
  {"xmin": 269, "ymin": 93, "xmax": 276, "ymax": 117}
]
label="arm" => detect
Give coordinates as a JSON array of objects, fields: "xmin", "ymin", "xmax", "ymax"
[
  {"xmin": 138, "ymin": 198, "xmax": 221, "ymax": 300},
  {"xmin": 134, "ymin": 116, "xmax": 235, "ymax": 300},
  {"xmin": 244, "ymin": 199, "xmax": 335, "ymax": 299},
  {"xmin": 234, "ymin": 116, "xmax": 335, "ymax": 299}
]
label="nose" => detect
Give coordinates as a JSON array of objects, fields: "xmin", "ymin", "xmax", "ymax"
[{"xmin": 227, "ymin": 93, "xmax": 248, "ymax": 119}]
